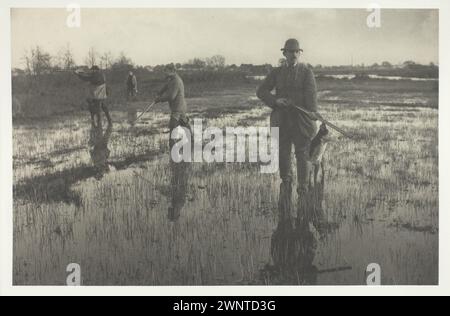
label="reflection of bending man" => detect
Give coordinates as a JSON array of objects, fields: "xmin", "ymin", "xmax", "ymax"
[{"xmin": 89, "ymin": 123, "xmax": 113, "ymax": 180}]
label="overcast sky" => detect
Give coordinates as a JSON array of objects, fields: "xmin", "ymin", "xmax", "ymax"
[{"xmin": 11, "ymin": 8, "xmax": 439, "ymax": 68}]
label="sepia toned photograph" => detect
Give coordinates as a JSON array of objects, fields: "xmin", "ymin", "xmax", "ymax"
[{"xmin": 11, "ymin": 7, "xmax": 438, "ymax": 286}]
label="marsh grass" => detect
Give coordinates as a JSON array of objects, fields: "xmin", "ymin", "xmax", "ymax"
[{"xmin": 13, "ymin": 83, "xmax": 438, "ymax": 285}]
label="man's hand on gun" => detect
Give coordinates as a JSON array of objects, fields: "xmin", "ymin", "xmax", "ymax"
[
  {"xmin": 275, "ymin": 98, "xmax": 290, "ymax": 108},
  {"xmin": 275, "ymin": 99, "xmax": 351, "ymax": 138},
  {"xmin": 308, "ymin": 111, "xmax": 323, "ymax": 121},
  {"xmin": 275, "ymin": 98, "xmax": 322, "ymax": 120}
]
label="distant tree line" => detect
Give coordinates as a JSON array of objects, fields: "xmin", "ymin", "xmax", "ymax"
[
  {"xmin": 12, "ymin": 44, "xmax": 438, "ymax": 79},
  {"xmin": 16, "ymin": 45, "xmax": 136, "ymax": 77},
  {"xmin": 313, "ymin": 61, "xmax": 438, "ymax": 72}
]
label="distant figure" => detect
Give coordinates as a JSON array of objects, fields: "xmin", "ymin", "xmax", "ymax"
[
  {"xmin": 75, "ymin": 66, "xmax": 112, "ymax": 127},
  {"xmin": 126, "ymin": 71, "xmax": 138, "ymax": 100},
  {"xmin": 126, "ymin": 71, "xmax": 138, "ymax": 125},
  {"xmin": 155, "ymin": 64, "xmax": 191, "ymax": 152}
]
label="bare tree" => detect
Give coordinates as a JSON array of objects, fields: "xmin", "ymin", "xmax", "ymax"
[
  {"xmin": 100, "ymin": 51, "xmax": 114, "ymax": 70},
  {"xmin": 57, "ymin": 43, "xmax": 76, "ymax": 70},
  {"xmin": 115, "ymin": 51, "xmax": 133, "ymax": 66},
  {"xmin": 206, "ymin": 55, "xmax": 226, "ymax": 69},
  {"xmin": 22, "ymin": 46, "xmax": 53, "ymax": 76},
  {"xmin": 381, "ymin": 61, "xmax": 393, "ymax": 69},
  {"xmin": 112, "ymin": 51, "xmax": 134, "ymax": 70},
  {"xmin": 20, "ymin": 46, "xmax": 52, "ymax": 112},
  {"xmin": 23, "ymin": 50, "xmax": 32, "ymax": 76},
  {"xmin": 187, "ymin": 58, "xmax": 206, "ymax": 69},
  {"xmin": 84, "ymin": 47, "xmax": 98, "ymax": 68}
]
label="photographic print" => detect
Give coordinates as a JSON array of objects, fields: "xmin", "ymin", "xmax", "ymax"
[{"xmin": 11, "ymin": 7, "xmax": 439, "ymax": 286}]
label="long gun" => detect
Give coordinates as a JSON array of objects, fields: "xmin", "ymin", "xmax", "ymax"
[
  {"xmin": 133, "ymin": 101, "xmax": 157, "ymax": 124},
  {"xmin": 291, "ymin": 104, "xmax": 352, "ymax": 139},
  {"xmin": 131, "ymin": 79, "xmax": 170, "ymax": 124}
]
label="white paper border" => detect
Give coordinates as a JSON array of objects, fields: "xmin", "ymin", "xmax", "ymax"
[{"xmin": 1, "ymin": 0, "xmax": 448, "ymax": 296}]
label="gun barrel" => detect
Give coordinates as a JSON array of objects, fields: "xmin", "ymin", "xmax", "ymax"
[
  {"xmin": 291, "ymin": 105, "xmax": 352, "ymax": 139},
  {"xmin": 133, "ymin": 101, "xmax": 156, "ymax": 124}
]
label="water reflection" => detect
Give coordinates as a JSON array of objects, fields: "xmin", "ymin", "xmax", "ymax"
[
  {"xmin": 269, "ymin": 214, "xmax": 319, "ymax": 285},
  {"xmin": 168, "ymin": 160, "xmax": 189, "ymax": 221},
  {"xmin": 14, "ymin": 123, "xmax": 161, "ymax": 206},
  {"xmin": 89, "ymin": 123, "xmax": 113, "ymax": 180},
  {"xmin": 262, "ymin": 176, "xmax": 328, "ymax": 285}
]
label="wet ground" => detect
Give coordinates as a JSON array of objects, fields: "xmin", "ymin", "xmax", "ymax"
[{"xmin": 13, "ymin": 84, "xmax": 438, "ymax": 285}]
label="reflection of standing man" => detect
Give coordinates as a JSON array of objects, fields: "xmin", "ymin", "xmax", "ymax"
[
  {"xmin": 269, "ymin": 212, "xmax": 318, "ymax": 285},
  {"xmin": 257, "ymin": 39, "xmax": 320, "ymax": 211}
]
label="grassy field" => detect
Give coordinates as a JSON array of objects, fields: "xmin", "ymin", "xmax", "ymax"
[{"xmin": 13, "ymin": 79, "xmax": 438, "ymax": 285}]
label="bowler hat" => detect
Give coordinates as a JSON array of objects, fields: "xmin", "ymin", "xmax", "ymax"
[{"xmin": 281, "ymin": 39, "xmax": 303, "ymax": 52}]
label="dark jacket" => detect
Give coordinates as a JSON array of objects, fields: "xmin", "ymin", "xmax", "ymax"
[
  {"xmin": 126, "ymin": 74, "xmax": 138, "ymax": 90},
  {"xmin": 158, "ymin": 73, "xmax": 187, "ymax": 116},
  {"xmin": 76, "ymin": 70, "xmax": 107, "ymax": 100},
  {"xmin": 257, "ymin": 63, "xmax": 318, "ymax": 139}
]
